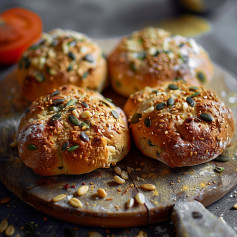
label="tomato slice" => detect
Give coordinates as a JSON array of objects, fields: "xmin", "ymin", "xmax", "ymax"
[{"xmin": 0, "ymin": 8, "xmax": 42, "ymax": 65}]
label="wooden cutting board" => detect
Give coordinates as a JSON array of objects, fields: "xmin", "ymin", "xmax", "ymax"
[{"xmin": 0, "ymin": 40, "xmax": 237, "ymax": 227}]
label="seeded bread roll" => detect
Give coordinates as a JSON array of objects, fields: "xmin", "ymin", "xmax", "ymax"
[
  {"xmin": 17, "ymin": 85, "xmax": 130, "ymax": 176},
  {"xmin": 124, "ymin": 81, "xmax": 235, "ymax": 167},
  {"xmin": 17, "ymin": 29, "xmax": 107, "ymax": 101},
  {"xmin": 108, "ymin": 27, "xmax": 213, "ymax": 97}
]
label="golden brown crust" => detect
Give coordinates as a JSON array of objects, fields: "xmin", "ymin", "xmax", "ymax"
[
  {"xmin": 108, "ymin": 27, "xmax": 213, "ymax": 97},
  {"xmin": 17, "ymin": 29, "xmax": 107, "ymax": 101},
  {"xmin": 17, "ymin": 85, "xmax": 130, "ymax": 176},
  {"xmin": 124, "ymin": 81, "xmax": 235, "ymax": 167}
]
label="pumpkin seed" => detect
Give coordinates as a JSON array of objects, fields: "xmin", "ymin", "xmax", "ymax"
[
  {"xmin": 29, "ymin": 45, "xmax": 39, "ymax": 50},
  {"xmin": 66, "ymin": 100, "xmax": 76, "ymax": 107},
  {"xmin": 68, "ymin": 115, "xmax": 80, "ymax": 126},
  {"xmin": 190, "ymin": 92, "xmax": 200, "ymax": 98},
  {"xmin": 156, "ymin": 102, "xmax": 166, "ymax": 110},
  {"xmin": 115, "ymin": 80, "xmax": 121, "ymax": 87},
  {"xmin": 24, "ymin": 57, "xmax": 31, "ymax": 69},
  {"xmin": 81, "ymin": 101, "xmax": 89, "ymax": 108},
  {"xmin": 27, "ymin": 144, "xmax": 37, "ymax": 150},
  {"xmin": 80, "ymin": 132, "xmax": 90, "ymax": 142},
  {"xmin": 35, "ymin": 72, "xmax": 45, "ymax": 82},
  {"xmin": 82, "ymin": 71, "xmax": 88, "ymax": 79},
  {"xmin": 101, "ymin": 52, "xmax": 107, "ymax": 59},
  {"xmin": 168, "ymin": 84, "xmax": 179, "ymax": 90},
  {"xmin": 104, "ymin": 97, "xmax": 113, "ymax": 103},
  {"xmin": 61, "ymin": 141, "xmax": 69, "ymax": 151},
  {"xmin": 200, "ymin": 113, "xmax": 213, "ymax": 122},
  {"xmin": 138, "ymin": 38, "xmax": 143, "ymax": 44},
  {"xmin": 48, "ymin": 106, "xmax": 58, "ymax": 112},
  {"xmin": 189, "ymin": 86, "xmax": 199, "ymax": 91},
  {"xmin": 131, "ymin": 113, "xmax": 141, "ymax": 123},
  {"xmin": 214, "ymin": 155, "xmax": 230, "ymax": 162},
  {"xmin": 53, "ymin": 99, "xmax": 65, "ymax": 105},
  {"xmin": 144, "ymin": 118, "xmax": 151, "ymax": 127},
  {"xmin": 80, "ymin": 121, "xmax": 90, "ymax": 129},
  {"xmin": 137, "ymin": 51, "xmax": 146, "ymax": 60},
  {"xmin": 129, "ymin": 62, "xmax": 136, "ymax": 72},
  {"xmin": 186, "ymin": 97, "xmax": 195, "ymax": 107},
  {"xmin": 111, "ymin": 110, "xmax": 119, "ymax": 119},
  {"xmin": 153, "ymin": 50, "xmax": 161, "ymax": 57},
  {"xmin": 51, "ymin": 90, "xmax": 60, "ymax": 97},
  {"xmin": 214, "ymin": 167, "xmax": 224, "ymax": 173},
  {"xmin": 167, "ymin": 97, "xmax": 175, "ymax": 106},
  {"xmin": 68, "ymin": 40, "xmax": 77, "ymax": 47},
  {"xmin": 68, "ymin": 145, "xmax": 79, "ymax": 152},
  {"xmin": 47, "ymin": 67, "xmax": 56, "ymax": 76},
  {"xmin": 51, "ymin": 113, "xmax": 61, "ymax": 121},
  {"xmin": 67, "ymin": 51, "xmax": 76, "ymax": 60},
  {"xmin": 67, "ymin": 64, "xmax": 73, "ymax": 72},
  {"xmin": 197, "ymin": 71, "xmax": 206, "ymax": 83},
  {"xmin": 148, "ymin": 140, "xmax": 155, "ymax": 146},
  {"xmin": 83, "ymin": 54, "xmax": 94, "ymax": 63}
]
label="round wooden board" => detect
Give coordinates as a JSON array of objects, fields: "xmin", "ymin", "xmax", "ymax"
[{"xmin": 0, "ymin": 39, "xmax": 237, "ymax": 228}]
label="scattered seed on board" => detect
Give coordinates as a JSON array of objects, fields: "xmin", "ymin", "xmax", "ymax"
[
  {"xmin": 126, "ymin": 198, "xmax": 135, "ymax": 208},
  {"xmin": 52, "ymin": 193, "xmax": 67, "ymax": 202},
  {"xmin": 97, "ymin": 188, "xmax": 107, "ymax": 198},
  {"xmin": 68, "ymin": 197, "xmax": 83, "ymax": 208},
  {"xmin": 0, "ymin": 219, "xmax": 8, "ymax": 233},
  {"xmin": 114, "ymin": 175, "xmax": 125, "ymax": 184},
  {"xmin": 114, "ymin": 166, "xmax": 122, "ymax": 175},
  {"xmin": 140, "ymin": 184, "xmax": 156, "ymax": 191},
  {"xmin": 5, "ymin": 225, "xmax": 14, "ymax": 236},
  {"xmin": 77, "ymin": 185, "xmax": 89, "ymax": 196},
  {"xmin": 135, "ymin": 193, "xmax": 145, "ymax": 205},
  {"xmin": 121, "ymin": 171, "xmax": 129, "ymax": 180},
  {"xmin": 233, "ymin": 203, "xmax": 237, "ymax": 210}
]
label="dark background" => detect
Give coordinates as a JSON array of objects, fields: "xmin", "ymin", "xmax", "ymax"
[{"xmin": 0, "ymin": 0, "xmax": 237, "ymax": 236}]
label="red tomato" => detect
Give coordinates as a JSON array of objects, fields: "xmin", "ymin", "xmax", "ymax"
[{"xmin": 0, "ymin": 8, "xmax": 42, "ymax": 65}]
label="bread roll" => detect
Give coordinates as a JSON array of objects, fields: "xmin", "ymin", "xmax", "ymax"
[
  {"xmin": 17, "ymin": 85, "xmax": 130, "ymax": 176},
  {"xmin": 109, "ymin": 27, "xmax": 213, "ymax": 97},
  {"xmin": 124, "ymin": 80, "xmax": 234, "ymax": 167},
  {"xmin": 17, "ymin": 29, "xmax": 107, "ymax": 101}
]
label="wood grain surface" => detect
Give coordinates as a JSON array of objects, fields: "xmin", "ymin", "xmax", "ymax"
[{"xmin": 0, "ymin": 40, "xmax": 236, "ymax": 227}]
